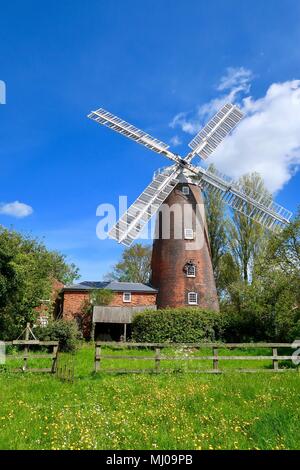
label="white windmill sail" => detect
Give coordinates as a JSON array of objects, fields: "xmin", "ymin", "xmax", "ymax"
[
  {"xmin": 196, "ymin": 167, "xmax": 292, "ymax": 231},
  {"xmin": 88, "ymin": 108, "xmax": 171, "ymax": 156},
  {"xmin": 109, "ymin": 167, "xmax": 180, "ymax": 246},
  {"xmin": 88, "ymin": 102, "xmax": 292, "ymax": 242},
  {"xmin": 187, "ymin": 103, "xmax": 244, "ymax": 161}
]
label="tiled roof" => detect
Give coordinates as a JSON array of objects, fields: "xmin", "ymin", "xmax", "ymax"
[{"xmin": 63, "ymin": 280, "xmax": 158, "ymax": 293}]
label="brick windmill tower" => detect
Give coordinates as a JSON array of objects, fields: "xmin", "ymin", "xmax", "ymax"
[
  {"xmin": 150, "ymin": 176, "xmax": 219, "ymax": 310},
  {"xmin": 88, "ymin": 105, "xmax": 292, "ymax": 310}
]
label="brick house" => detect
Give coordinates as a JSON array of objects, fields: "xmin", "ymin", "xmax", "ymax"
[
  {"xmin": 36, "ymin": 279, "xmax": 64, "ymax": 326},
  {"xmin": 61, "ymin": 281, "xmax": 157, "ymax": 340}
]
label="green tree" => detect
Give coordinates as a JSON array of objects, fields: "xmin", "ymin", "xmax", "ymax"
[
  {"xmin": 0, "ymin": 248, "xmax": 18, "ymax": 309},
  {"xmin": 226, "ymin": 172, "xmax": 270, "ymax": 283},
  {"xmin": 0, "ymin": 226, "xmax": 79, "ymax": 339},
  {"xmin": 221, "ymin": 210, "xmax": 300, "ymax": 342},
  {"xmin": 90, "ymin": 289, "xmax": 114, "ymax": 306},
  {"xmin": 265, "ymin": 206, "xmax": 300, "ymax": 277},
  {"xmin": 106, "ymin": 243, "xmax": 152, "ymax": 283},
  {"xmin": 203, "ymin": 165, "xmax": 228, "ymax": 288}
]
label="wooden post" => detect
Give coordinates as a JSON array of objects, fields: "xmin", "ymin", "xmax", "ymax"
[
  {"xmin": 51, "ymin": 344, "xmax": 58, "ymax": 373},
  {"xmin": 91, "ymin": 322, "xmax": 95, "ymax": 341},
  {"xmin": 124, "ymin": 324, "xmax": 127, "ymax": 342},
  {"xmin": 155, "ymin": 348, "xmax": 161, "ymax": 373},
  {"xmin": 95, "ymin": 344, "xmax": 101, "ymax": 372},
  {"xmin": 23, "ymin": 322, "xmax": 30, "ymax": 372},
  {"xmin": 272, "ymin": 347, "xmax": 278, "ymax": 371},
  {"xmin": 213, "ymin": 347, "xmax": 219, "ymax": 372}
]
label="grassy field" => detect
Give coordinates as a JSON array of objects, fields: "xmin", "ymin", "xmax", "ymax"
[{"xmin": 0, "ymin": 344, "xmax": 300, "ymax": 450}]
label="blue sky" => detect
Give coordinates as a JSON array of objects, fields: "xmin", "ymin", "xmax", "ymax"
[{"xmin": 0, "ymin": 0, "xmax": 300, "ymax": 281}]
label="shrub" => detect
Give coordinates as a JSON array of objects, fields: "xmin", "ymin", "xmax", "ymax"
[
  {"xmin": 34, "ymin": 319, "xmax": 81, "ymax": 352},
  {"xmin": 131, "ymin": 307, "xmax": 224, "ymax": 343},
  {"xmin": 90, "ymin": 289, "xmax": 114, "ymax": 306}
]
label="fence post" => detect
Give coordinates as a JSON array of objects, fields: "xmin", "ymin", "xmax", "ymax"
[
  {"xmin": 95, "ymin": 344, "xmax": 101, "ymax": 372},
  {"xmin": 51, "ymin": 344, "xmax": 59, "ymax": 373},
  {"xmin": 155, "ymin": 348, "xmax": 161, "ymax": 373},
  {"xmin": 213, "ymin": 347, "xmax": 219, "ymax": 372},
  {"xmin": 23, "ymin": 322, "xmax": 30, "ymax": 372},
  {"xmin": 272, "ymin": 347, "xmax": 278, "ymax": 371}
]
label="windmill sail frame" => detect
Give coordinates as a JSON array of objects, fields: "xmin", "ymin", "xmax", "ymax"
[{"xmin": 88, "ymin": 103, "xmax": 292, "ymax": 246}]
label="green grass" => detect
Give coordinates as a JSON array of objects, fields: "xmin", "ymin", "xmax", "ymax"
[{"xmin": 0, "ymin": 344, "xmax": 300, "ymax": 450}]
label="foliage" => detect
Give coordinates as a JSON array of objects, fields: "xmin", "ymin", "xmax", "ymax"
[
  {"xmin": 204, "ymin": 164, "xmax": 228, "ymax": 286},
  {"xmin": 132, "ymin": 307, "xmax": 223, "ymax": 343},
  {"xmin": 264, "ymin": 206, "xmax": 300, "ymax": 277},
  {"xmin": 220, "ymin": 209, "xmax": 300, "ymax": 342},
  {"xmin": 106, "ymin": 243, "xmax": 152, "ymax": 283},
  {"xmin": 0, "ymin": 249, "xmax": 18, "ymax": 309},
  {"xmin": 34, "ymin": 319, "xmax": 81, "ymax": 352},
  {"xmin": 204, "ymin": 171, "xmax": 270, "ymax": 291},
  {"xmin": 0, "ymin": 226, "xmax": 79, "ymax": 340},
  {"xmin": 90, "ymin": 289, "xmax": 114, "ymax": 306},
  {"xmin": 226, "ymin": 173, "xmax": 270, "ymax": 283},
  {"xmin": 79, "ymin": 289, "xmax": 115, "ymax": 340}
]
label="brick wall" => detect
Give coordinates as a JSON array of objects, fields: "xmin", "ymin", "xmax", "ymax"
[
  {"xmin": 35, "ymin": 279, "xmax": 65, "ymax": 323},
  {"xmin": 151, "ymin": 183, "xmax": 219, "ymax": 311},
  {"xmin": 62, "ymin": 290, "xmax": 157, "ymax": 321},
  {"xmin": 110, "ymin": 292, "xmax": 157, "ymax": 307},
  {"xmin": 62, "ymin": 291, "xmax": 90, "ymax": 321}
]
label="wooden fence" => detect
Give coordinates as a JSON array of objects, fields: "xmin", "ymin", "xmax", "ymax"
[
  {"xmin": 56, "ymin": 357, "xmax": 75, "ymax": 382},
  {"xmin": 3, "ymin": 340, "xmax": 59, "ymax": 373},
  {"xmin": 94, "ymin": 342, "xmax": 299, "ymax": 374}
]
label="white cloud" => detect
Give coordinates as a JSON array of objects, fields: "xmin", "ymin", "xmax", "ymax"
[
  {"xmin": 0, "ymin": 201, "xmax": 33, "ymax": 218},
  {"xmin": 217, "ymin": 67, "xmax": 253, "ymax": 92},
  {"xmin": 197, "ymin": 67, "xmax": 254, "ymax": 120},
  {"xmin": 170, "ymin": 67, "xmax": 253, "ymax": 134},
  {"xmin": 170, "ymin": 135, "xmax": 182, "ymax": 147},
  {"xmin": 212, "ymin": 80, "xmax": 300, "ymax": 192},
  {"xmin": 170, "ymin": 68, "xmax": 300, "ymax": 193}
]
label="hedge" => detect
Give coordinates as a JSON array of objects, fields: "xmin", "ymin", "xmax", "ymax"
[
  {"xmin": 34, "ymin": 319, "xmax": 81, "ymax": 352},
  {"xmin": 131, "ymin": 307, "xmax": 223, "ymax": 343}
]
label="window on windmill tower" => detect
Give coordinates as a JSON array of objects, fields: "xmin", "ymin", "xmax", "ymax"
[
  {"xmin": 184, "ymin": 228, "xmax": 194, "ymax": 240},
  {"xmin": 188, "ymin": 292, "xmax": 198, "ymax": 305},
  {"xmin": 186, "ymin": 264, "xmax": 196, "ymax": 277},
  {"xmin": 123, "ymin": 292, "xmax": 132, "ymax": 303},
  {"xmin": 182, "ymin": 186, "xmax": 189, "ymax": 195}
]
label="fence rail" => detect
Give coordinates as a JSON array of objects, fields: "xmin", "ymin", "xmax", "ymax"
[
  {"xmin": 94, "ymin": 342, "xmax": 299, "ymax": 374},
  {"xmin": 3, "ymin": 340, "xmax": 59, "ymax": 373}
]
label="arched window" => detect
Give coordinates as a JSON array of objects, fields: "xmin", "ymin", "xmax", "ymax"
[
  {"xmin": 186, "ymin": 264, "xmax": 196, "ymax": 277},
  {"xmin": 184, "ymin": 261, "xmax": 196, "ymax": 277}
]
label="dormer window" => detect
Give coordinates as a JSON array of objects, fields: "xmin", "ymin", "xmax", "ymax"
[
  {"xmin": 123, "ymin": 292, "xmax": 132, "ymax": 303},
  {"xmin": 184, "ymin": 261, "xmax": 196, "ymax": 277},
  {"xmin": 182, "ymin": 186, "xmax": 189, "ymax": 195},
  {"xmin": 184, "ymin": 228, "xmax": 194, "ymax": 240},
  {"xmin": 186, "ymin": 265, "xmax": 196, "ymax": 277}
]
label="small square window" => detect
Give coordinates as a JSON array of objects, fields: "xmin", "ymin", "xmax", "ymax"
[
  {"xmin": 182, "ymin": 186, "xmax": 189, "ymax": 195},
  {"xmin": 123, "ymin": 292, "xmax": 132, "ymax": 303},
  {"xmin": 188, "ymin": 292, "xmax": 198, "ymax": 305},
  {"xmin": 39, "ymin": 316, "xmax": 49, "ymax": 328},
  {"xmin": 186, "ymin": 265, "xmax": 196, "ymax": 277},
  {"xmin": 184, "ymin": 228, "xmax": 194, "ymax": 240}
]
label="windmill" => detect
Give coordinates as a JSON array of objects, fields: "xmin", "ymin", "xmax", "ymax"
[{"xmin": 88, "ymin": 104, "xmax": 292, "ymax": 310}]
